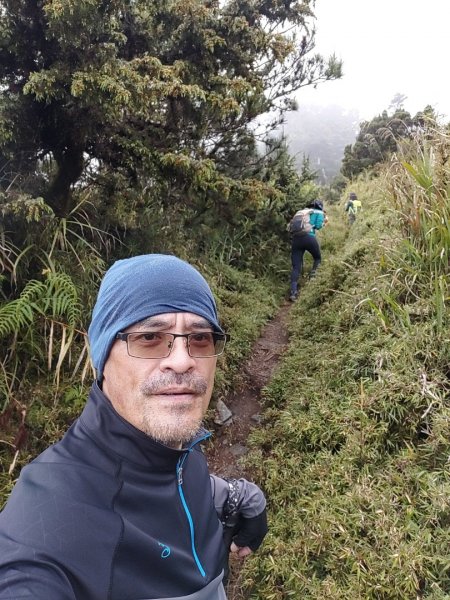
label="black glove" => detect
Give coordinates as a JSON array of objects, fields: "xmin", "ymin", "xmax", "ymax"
[{"xmin": 233, "ymin": 508, "xmax": 268, "ymax": 551}]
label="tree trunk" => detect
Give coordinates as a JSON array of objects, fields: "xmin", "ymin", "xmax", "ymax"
[{"xmin": 45, "ymin": 145, "xmax": 84, "ymax": 217}]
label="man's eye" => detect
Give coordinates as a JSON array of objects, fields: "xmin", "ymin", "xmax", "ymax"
[
  {"xmin": 134, "ymin": 333, "xmax": 163, "ymax": 345},
  {"xmin": 190, "ymin": 333, "xmax": 213, "ymax": 345}
]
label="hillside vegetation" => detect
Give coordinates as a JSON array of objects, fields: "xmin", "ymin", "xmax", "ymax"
[
  {"xmin": 238, "ymin": 127, "xmax": 450, "ymax": 598},
  {"xmin": 1, "ymin": 0, "xmax": 338, "ymax": 500},
  {"xmin": 1, "ymin": 113, "xmax": 449, "ymax": 600},
  {"xmin": 1, "ymin": 2, "xmax": 449, "ymax": 597}
]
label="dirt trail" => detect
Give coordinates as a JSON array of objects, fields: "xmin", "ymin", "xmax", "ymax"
[
  {"xmin": 205, "ymin": 301, "xmax": 291, "ymax": 599},
  {"xmin": 207, "ymin": 301, "xmax": 291, "ymax": 476}
]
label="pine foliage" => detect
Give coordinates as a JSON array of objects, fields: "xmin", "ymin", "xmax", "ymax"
[{"xmin": 0, "ymin": 0, "xmax": 341, "ymax": 217}]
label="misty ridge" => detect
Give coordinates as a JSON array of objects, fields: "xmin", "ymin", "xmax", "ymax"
[
  {"xmin": 276, "ymin": 103, "xmax": 360, "ymax": 184},
  {"xmin": 277, "ymin": 96, "xmax": 444, "ymax": 185}
]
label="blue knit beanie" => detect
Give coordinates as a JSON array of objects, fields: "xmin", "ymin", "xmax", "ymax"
[{"xmin": 88, "ymin": 254, "xmax": 222, "ymax": 380}]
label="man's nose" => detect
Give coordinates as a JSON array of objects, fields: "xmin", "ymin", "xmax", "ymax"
[{"xmin": 160, "ymin": 336, "xmax": 196, "ymax": 371}]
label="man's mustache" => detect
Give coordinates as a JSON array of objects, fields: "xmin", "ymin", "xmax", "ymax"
[{"xmin": 140, "ymin": 373, "xmax": 208, "ymax": 395}]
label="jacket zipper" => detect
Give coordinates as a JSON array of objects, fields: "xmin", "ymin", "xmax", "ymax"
[{"xmin": 176, "ymin": 432, "xmax": 210, "ymax": 578}]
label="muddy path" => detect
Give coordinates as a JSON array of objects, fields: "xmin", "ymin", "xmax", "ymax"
[{"xmin": 206, "ymin": 301, "xmax": 292, "ymax": 598}]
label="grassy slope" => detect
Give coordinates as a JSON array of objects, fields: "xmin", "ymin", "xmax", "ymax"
[{"xmin": 241, "ymin": 181, "xmax": 450, "ymax": 598}]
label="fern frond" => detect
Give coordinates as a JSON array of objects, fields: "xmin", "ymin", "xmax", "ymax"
[{"xmin": 0, "ymin": 297, "xmax": 36, "ymax": 337}]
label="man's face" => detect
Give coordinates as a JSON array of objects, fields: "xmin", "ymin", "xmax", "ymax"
[{"xmin": 102, "ymin": 312, "xmax": 218, "ymax": 449}]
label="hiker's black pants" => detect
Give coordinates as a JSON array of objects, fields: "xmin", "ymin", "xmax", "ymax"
[{"xmin": 290, "ymin": 233, "xmax": 321, "ymax": 295}]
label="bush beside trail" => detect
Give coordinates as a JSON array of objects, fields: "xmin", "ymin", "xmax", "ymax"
[{"xmin": 239, "ymin": 140, "xmax": 450, "ymax": 598}]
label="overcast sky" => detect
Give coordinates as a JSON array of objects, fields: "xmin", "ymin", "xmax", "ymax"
[{"xmin": 298, "ymin": 0, "xmax": 450, "ymax": 121}]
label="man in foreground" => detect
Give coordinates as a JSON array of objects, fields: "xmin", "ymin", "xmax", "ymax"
[{"xmin": 0, "ymin": 254, "xmax": 268, "ymax": 600}]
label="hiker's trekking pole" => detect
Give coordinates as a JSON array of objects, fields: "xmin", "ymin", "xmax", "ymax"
[
  {"xmin": 222, "ymin": 512, "xmax": 241, "ymax": 586},
  {"xmin": 221, "ymin": 478, "xmax": 242, "ymax": 586}
]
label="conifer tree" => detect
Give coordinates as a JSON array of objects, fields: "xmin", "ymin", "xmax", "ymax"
[
  {"xmin": 341, "ymin": 108, "xmax": 419, "ymax": 178},
  {"xmin": 0, "ymin": 0, "xmax": 342, "ymax": 217}
]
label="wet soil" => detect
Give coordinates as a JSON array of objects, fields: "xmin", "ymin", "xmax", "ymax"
[{"xmin": 205, "ymin": 301, "xmax": 292, "ymax": 599}]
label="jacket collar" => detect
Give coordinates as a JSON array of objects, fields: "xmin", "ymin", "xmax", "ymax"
[{"xmin": 78, "ymin": 382, "xmax": 210, "ymax": 470}]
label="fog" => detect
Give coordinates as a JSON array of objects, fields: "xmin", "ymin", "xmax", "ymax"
[{"xmin": 298, "ymin": 0, "xmax": 450, "ymax": 121}]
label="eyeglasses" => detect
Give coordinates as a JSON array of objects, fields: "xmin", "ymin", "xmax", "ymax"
[{"xmin": 115, "ymin": 331, "xmax": 230, "ymax": 359}]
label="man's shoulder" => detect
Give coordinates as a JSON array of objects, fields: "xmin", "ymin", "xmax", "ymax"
[
  {"xmin": 0, "ymin": 459, "xmax": 123, "ymax": 595},
  {"xmin": 5, "ymin": 457, "xmax": 121, "ymax": 514},
  {"xmin": 311, "ymin": 209, "xmax": 325, "ymax": 221},
  {"xmin": 0, "ymin": 458, "xmax": 123, "ymax": 559},
  {"xmin": 3, "ymin": 426, "xmax": 121, "ymax": 515}
]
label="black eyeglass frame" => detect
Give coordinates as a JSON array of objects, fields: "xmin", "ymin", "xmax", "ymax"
[{"xmin": 115, "ymin": 331, "xmax": 230, "ymax": 359}]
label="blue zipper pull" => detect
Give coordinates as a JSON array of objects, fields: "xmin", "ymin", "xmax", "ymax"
[{"xmin": 177, "ymin": 465, "xmax": 183, "ymax": 485}]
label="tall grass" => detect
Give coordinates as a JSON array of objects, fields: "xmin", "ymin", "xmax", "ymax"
[
  {"xmin": 367, "ymin": 128, "xmax": 450, "ymax": 338},
  {"xmin": 237, "ymin": 124, "xmax": 450, "ymax": 598},
  {"xmin": 0, "ymin": 196, "xmax": 119, "ymax": 409}
]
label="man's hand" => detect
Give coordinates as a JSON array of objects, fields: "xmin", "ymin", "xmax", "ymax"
[
  {"xmin": 229, "ymin": 541, "xmax": 252, "ymax": 558},
  {"xmin": 230, "ymin": 507, "xmax": 268, "ymax": 558}
]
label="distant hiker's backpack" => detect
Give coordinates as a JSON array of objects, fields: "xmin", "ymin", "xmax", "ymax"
[
  {"xmin": 348, "ymin": 199, "xmax": 362, "ymax": 214},
  {"xmin": 288, "ymin": 208, "xmax": 313, "ymax": 236}
]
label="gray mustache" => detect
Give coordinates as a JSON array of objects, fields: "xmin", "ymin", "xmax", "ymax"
[{"xmin": 140, "ymin": 373, "xmax": 208, "ymax": 395}]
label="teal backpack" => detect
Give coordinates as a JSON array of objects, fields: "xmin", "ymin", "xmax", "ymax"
[{"xmin": 288, "ymin": 208, "xmax": 313, "ymax": 236}]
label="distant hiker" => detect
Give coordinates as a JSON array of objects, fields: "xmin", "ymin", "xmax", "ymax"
[
  {"xmin": 344, "ymin": 192, "xmax": 362, "ymax": 224},
  {"xmin": 288, "ymin": 199, "xmax": 325, "ymax": 301}
]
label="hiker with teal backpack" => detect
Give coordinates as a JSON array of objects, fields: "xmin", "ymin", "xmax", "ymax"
[{"xmin": 288, "ymin": 199, "xmax": 325, "ymax": 301}]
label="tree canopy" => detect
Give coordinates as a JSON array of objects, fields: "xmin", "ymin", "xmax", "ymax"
[
  {"xmin": 0, "ymin": 0, "xmax": 342, "ymax": 217},
  {"xmin": 340, "ymin": 106, "xmax": 437, "ymax": 179}
]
